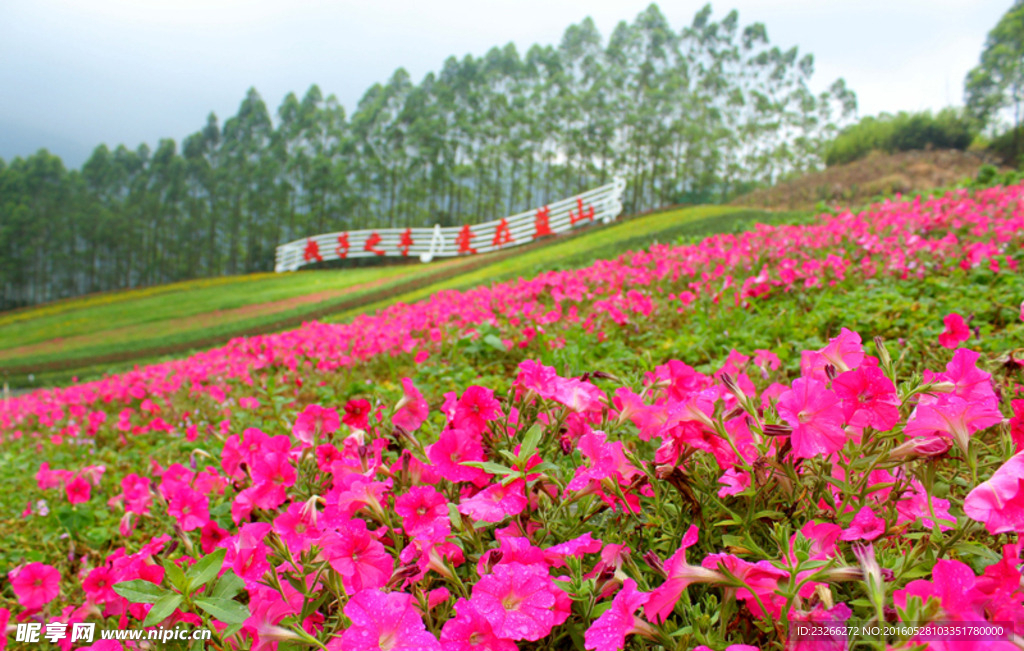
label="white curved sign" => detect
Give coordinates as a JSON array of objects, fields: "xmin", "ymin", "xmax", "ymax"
[{"xmin": 274, "ymin": 177, "xmax": 626, "ymax": 272}]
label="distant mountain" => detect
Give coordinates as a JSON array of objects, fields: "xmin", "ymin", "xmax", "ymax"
[{"xmin": 0, "ymin": 120, "xmax": 92, "ymax": 168}]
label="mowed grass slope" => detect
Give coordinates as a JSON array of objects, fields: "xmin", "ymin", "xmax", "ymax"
[{"xmin": 0, "ymin": 204, "xmax": 807, "ymax": 386}]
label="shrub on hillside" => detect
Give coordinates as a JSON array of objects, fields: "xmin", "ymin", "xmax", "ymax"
[{"xmin": 824, "ymin": 108, "xmax": 975, "ymax": 166}]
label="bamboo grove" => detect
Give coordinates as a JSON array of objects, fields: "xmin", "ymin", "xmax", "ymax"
[{"xmin": 0, "ymin": 4, "xmax": 855, "ymax": 309}]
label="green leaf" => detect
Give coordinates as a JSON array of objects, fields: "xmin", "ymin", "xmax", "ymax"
[
  {"xmin": 56, "ymin": 505, "xmax": 95, "ymax": 534},
  {"xmin": 461, "ymin": 460, "xmax": 516, "ymax": 476},
  {"xmin": 163, "ymin": 558, "xmax": 187, "ymax": 593},
  {"xmin": 186, "ymin": 548, "xmax": 226, "ymax": 590},
  {"xmin": 195, "ymin": 597, "xmax": 251, "ymax": 625},
  {"xmin": 211, "ymin": 569, "xmax": 245, "ymax": 600},
  {"xmin": 112, "ymin": 579, "xmax": 169, "ymax": 604},
  {"xmin": 483, "ymin": 334, "xmax": 506, "ymax": 352},
  {"xmin": 518, "ymin": 424, "xmax": 544, "ymax": 461},
  {"xmin": 143, "ymin": 593, "xmax": 184, "ymax": 627}
]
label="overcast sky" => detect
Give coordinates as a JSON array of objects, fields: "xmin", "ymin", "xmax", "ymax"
[{"xmin": 0, "ymin": 0, "xmax": 1010, "ymax": 169}]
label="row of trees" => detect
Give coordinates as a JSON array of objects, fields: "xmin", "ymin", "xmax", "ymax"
[{"xmin": 0, "ymin": 3, "xmax": 855, "ymax": 309}]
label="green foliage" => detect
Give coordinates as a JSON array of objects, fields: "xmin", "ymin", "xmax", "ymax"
[
  {"xmin": 965, "ymin": 0, "xmax": 1024, "ymax": 132},
  {"xmin": 824, "ymin": 109, "xmax": 976, "ymax": 166},
  {"xmin": 0, "ymin": 3, "xmax": 855, "ymax": 311}
]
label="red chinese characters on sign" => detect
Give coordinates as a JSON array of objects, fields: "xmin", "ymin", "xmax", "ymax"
[
  {"xmin": 533, "ymin": 206, "xmax": 553, "ymax": 240},
  {"xmin": 456, "ymin": 225, "xmax": 477, "ymax": 254},
  {"xmin": 569, "ymin": 198, "xmax": 594, "ymax": 225},
  {"xmin": 336, "ymin": 233, "xmax": 350, "ymax": 259},
  {"xmin": 492, "ymin": 218, "xmax": 514, "ymax": 247},
  {"xmin": 364, "ymin": 232, "xmax": 385, "ymax": 256},
  {"xmin": 304, "ymin": 238, "xmax": 323, "ymax": 263},
  {"xmin": 398, "ymin": 228, "xmax": 414, "ymax": 256}
]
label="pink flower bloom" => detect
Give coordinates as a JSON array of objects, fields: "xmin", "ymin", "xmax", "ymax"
[
  {"xmin": 121, "ymin": 473, "xmax": 152, "ymax": 514},
  {"xmin": 458, "ymin": 481, "xmax": 527, "ymax": 523},
  {"xmin": 718, "ymin": 468, "xmax": 751, "ymax": 497},
  {"xmin": 701, "ymin": 554, "xmax": 788, "ymax": 618},
  {"xmin": 453, "ymin": 386, "xmax": 502, "ymax": 434},
  {"xmin": 428, "ymin": 428, "xmax": 489, "ymax": 485},
  {"xmin": 292, "ymin": 404, "xmax": 340, "ymax": 446},
  {"xmin": 82, "ymin": 566, "xmax": 118, "ymax": 604},
  {"xmin": 584, "ymin": 579, "xmax": 654, "ymax": 651},
  {"xmin": 395, "ymin": 486, "xmax": 448, "ymax": 536},
  {"xmin": 839, "ymin": 506, "xmax": 886, "ymax": 541},
  {"xmin": 470, "ymin": 562, "xmax": 560, "ymax": 641},
  {"xmin": 894, "ymin": 559, "xmax": 986, "ymax": 621},
  {"xmin": 964, "ymin": 451, "xmax": 1024, "ymax": 534},
  {"xmin": 337, "ymin": 590, "xmax": 442, "ymax": 651},
  {"xmin": 904, "ymin": 395, "xmax": 1003, "ymax": 454},
  {"xmin": 321, "ymin": 520, "xmax": 393, "ymax": 593},
  {"xmin": 440, "ymin": 598, "xmax": 517, "ymax": 651},
  {"xmin": 165, "ymin": 486, "xmax": 210, "ymax": 532},
  {"xmin": 273, "ymin": 502, "xmax": 321, "ymax": 553},
  {"xmin": 646, "ymin": 526, "xmax": 724, "ymax": 623},
  {"xmin": 896, "ymin": 480, "xmax": 956, "ymax": 531},
  {"xmin": 831, "ymin": 366, "xmax": 899, "ymax": 431},
  {"xmin": 393, "ymin": 378, "xmax": 429, "ymax": 432},
  {"xmin": 939, "ymin": 312, "xmax": 971, "ymax": 349},
  {"xmin": 343, "ymin": 399, "xmax": 372, "ymax": 430},
  {"xmin": 65, "ymin": 475, "xmax": 91, "ymax": 504},
  {"xmin": 10, "ymin": 562, "xmax": 60, "ymax": 610},
  {"xmin": 777, "ymin": 378, "xmax": 846, "ymax": 459}
]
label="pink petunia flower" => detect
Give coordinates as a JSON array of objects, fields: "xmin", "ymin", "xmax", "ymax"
[
  {"xmin": 343, "ymin": 399, "xmax": 372, "ymax": 431},
  {"xmin": 777, "ymin": 378, "xmax": 846, "ymax": 459},
  {"xmin": 335, "ymin": 589, "xmax": 442, "ymax": 651},
  {"xmin": 584, "ymin": 579, "xmax": 655, "ymax": 651},
  {"xmin": 458, "ymin": 481, "xmax": 527, "ymax": 523},
  {"xmin": 10, "ymin": 562, "xmax": 60, "ymax": 610},
  {"xmin": 645, "ymin": 526, "xmax": 724, "ymax": 623},
  {"xmin": 839, "ymin": 506, "xmax": 886, "ymax": 541},
  {"xmin": 470, "ymin": 562, "xmax": 561, "ymax": 641},
  {"xmin": 428, "ymin": 428, "xmax": 489, "ymax": 485},
  {"xmin": 440, "ymin": 598, "xmax": 517, "ymax": 651},
  {"xmin": 964, "ymin": 451, "xmax": 1024, "ymax": 534},
  {"xmin": 393, "ymin": 378, "xmax": 429, "ymax": 432},
  {"xmin": 65, "ymin": 475, "xmax": 91, "ymax": 504},
  {"xmin": 292, "ymin": 404, "xmax": 340, "ymax": 447},
  {"xmin": 453, "ymin": 386, "xmax": 502, "ymax": 434},
  {"xmin": 395, "ymin": 486, "xmax": 449, "ymax": 536},
  {"xmin": 320, "ymin": 520, "xmax": 393, "ymax": 593},
  {"xmin": 831, "ymin": 365, "xmax": 899, "ymax": 432},
  {"xmin": 904, "ymin": 395, "xmax": 1003, "ymax": 455},
  {"xmin": 938, "ymin": 312, "xmax": 971, "ymax": 349}
]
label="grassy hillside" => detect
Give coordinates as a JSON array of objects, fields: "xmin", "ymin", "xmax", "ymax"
[{"xmin": 0, "ymin": 205, "xmax": 807, "ymax": 388}]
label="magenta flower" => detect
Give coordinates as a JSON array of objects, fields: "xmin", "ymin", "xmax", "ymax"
[
  {"xmin": 938, "ymin": 312, "xmax": 971, "ymax": 349},
  {"xmin": 82, "ymin": 566, "xmax": 119, "ymax": 604},
  {"xmin": 777, "ymin": 378, "xmax": 846, "ymax": 459},
  {"xmin": 321, "ymin": 520, "xmax": 393, "ymax": 593},
  {"xmin": 584, "ymin": 579, "xmax": 655, "ymax": 651},
  {"xmin": 440, "ymin": 598, "xmax": 517, "ymax": 651},
  {"xmin": 470, "ymin": 562, "xmax": 560, "ymax": 641},
  {"xmin": 337, "ymin": 589, "xmax": 442, "ymax": 651},
  {"xmin": 393, "ymin": 378, "xmax": 429, "ymax": 432},
  {"xmin": 453, "ymin": 386, "xmax": 502, "ymax": 434},
  {"xmin": 904, "ymin": 394, "xmax": 1003, "ymax": 455},
  {"xmin": 65, "ymin": 474, "xmax": 91, "ymax": 504},
  {"xmin": 458, "ymin": 481, "xmax": 527, "ymax": 523},
  {"xmin": 839, "ymin": 506, "xmax": 886, "ymax": 541},
  {"xmin": 964, "ymin": 451, "xmax": 1024, "ymax": 534},
  {"xmin": 343, "ymin": 399, "xmax": 372, "ymax": 430},
  {"xmin": 165, "ymin": 486, "xmax": 210, "ymax": 532},
  {"xmin": 10, "ymin": 562, "xmax": 60, "ymax": 610},
  {"xmin": 894, "ymin": 559, "xmax": 986, "ymax": 621},
  {"xmin": 395, "ymin": 486, "xmax": 449, "ymax": 536},
  {"xmin": 646, "ymin": 526, "xmax": 724, "ymax": 623},
  {"xmin": 428, "ymin": 428, "xmax": 489, "ymax": 485},
  {"xmin": 292, "ymin": 404, "xmax": 340, "ymax": 447},
  {"xmin": 831, "ymin": 365, "xmax": 899, "ymax": 431}
]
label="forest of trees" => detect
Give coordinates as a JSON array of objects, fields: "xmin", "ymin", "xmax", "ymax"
[{"xmin": 0, "ymin": 4, "xmax": 855, "ymax": 309}]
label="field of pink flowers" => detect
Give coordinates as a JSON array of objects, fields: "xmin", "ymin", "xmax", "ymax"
[{"xmin": 2, "ymin": 185, "xmax": 1024, "ymax": 650}]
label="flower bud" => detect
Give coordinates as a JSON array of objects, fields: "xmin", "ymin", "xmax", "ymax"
[{"xmin": 888, "ymin": 436, "xmax": 952, "ymax": 461}]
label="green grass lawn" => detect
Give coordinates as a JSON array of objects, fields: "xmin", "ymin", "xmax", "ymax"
[{"xmin": 0, "ymin": 204, "xmax": 808, "ymax": 387}]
